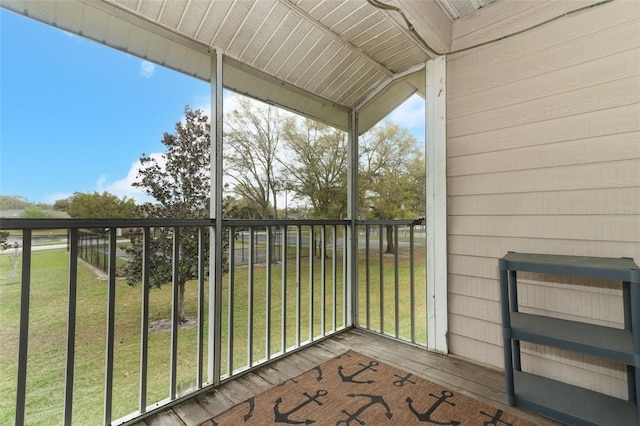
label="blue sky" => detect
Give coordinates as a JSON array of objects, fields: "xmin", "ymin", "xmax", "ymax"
[{"xmin": 0, "ymin": 9, "xmax": 424, "ymax": 205}]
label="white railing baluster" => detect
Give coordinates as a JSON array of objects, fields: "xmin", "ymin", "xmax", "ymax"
[
  {"xmin": 379, "ymin": 224, "xmax": 384, "ymax": 334},
  {"xmin": 266, "ymin": 226, "xmax": 272, "ymax": 360},
  {"xmin": 247, "ymin": 228, "xmax": 254, "ymax": 367},
  {"xmin": 227, "ymin": 227, "xmax": 235, "ymax": 376},
  {"xmin": 296, "ymin": 224, "xmax": 301, "ymax": 347},
  {"xmin": 170, "ymin": 227, "xmax": 180, "ymax": 399},
  {"xmin": 365, "ymin": 225, "xmax": 370, "ymax": 329},
  {"xmin": 321, "ymin": 225, "xmax": 326, "ymax": 337},
  {"xmin": 104, "ymin": 227, "xmax": 117, "ymax": 425},
  {"xmin": 394, "ymin": 224, "xmax": 400, "ymax": 338},
  {"xmin": 197, "ymin": 227, "xmax": 206, "ymax": 388},
  {"xmin": 139, "ymin": 227, "xmax": 150, "ymax": 413},
  {"xmin": 15, "ymin": 229, "xmax": 31, "ymax": 426},
  {"xmin": 410, "ymin": 225, "xmax": 416, "ymax": 343},
  {"xmin": 309, "ymin": 226, "xmax": 314, "ymax": 341},
  {"xmin": 281, "ymin": 225, "xmax": 288, "ymax": 354},
  {"xmin": 343, "ymin": 224, "xmax": 348, "ymax": 328},
  {"xmin": 63, "ymin": 229, "xmax": 78, "ymax": 426},
  {"xmin": 332, "ymin": 225, "xmax": 337, "ymax": 333}
]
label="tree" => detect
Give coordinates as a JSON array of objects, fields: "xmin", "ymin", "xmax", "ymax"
[
  {"xmin": 123, "ymin": 106, "xmax": 211, "ymax": 323},
  {"xmin": 0, "ymin": 231, "xmax": 9, "ymax": 250},
  {"xmin": 0, "ymin": 231, "xmax": 20, "ymax": 282},
  {"xmin": 225, "ymin": 196, "xmax": 264, "ymax": 220},
  {"xmin": 224, "ymin": 97, "xmax": 293, "ymax": 219},
  {"xmin": 359, "ymin": 122, "xmax": 425, "ymax": 254},
  {"xmin": 20, "ymin": 206, "xmax": 55, "ymax": 218},
  {"xmin": 0, "ymin": 195, "xmax": 32, "ymax": 210},
  {"xmin": 53, "ymin": 197, "xmax": 72, "ymax": 212},
  {"xmin": 63, "ymin": 191, "xmax": 137, "ymax": 218},
  {"xmin": 282, "ymin": 119, "xmax": 349, "ymax": 219},
  {"xmin": 282, "ymin": 119, "xmax": 349, "ymax": 257}
]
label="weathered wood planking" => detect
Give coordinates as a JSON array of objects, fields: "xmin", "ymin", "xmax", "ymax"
[{"xmin": 136, "ymin": 329, "xmax": 562, "ymax": 425}]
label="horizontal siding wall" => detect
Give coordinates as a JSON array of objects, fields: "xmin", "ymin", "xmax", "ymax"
[{"xmin": 446, "ymin": 0, "xmax": 640, "ymax": 399}]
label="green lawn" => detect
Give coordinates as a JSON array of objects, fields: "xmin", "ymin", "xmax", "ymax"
[{"xmin": 0, "ymin": 245, "xmax": 426, "ymax": 425}]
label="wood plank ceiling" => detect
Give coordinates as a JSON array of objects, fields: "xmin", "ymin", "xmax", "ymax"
[{"xmin": 1, "ymin": 0, "xmax": 495, "ymax": 132}]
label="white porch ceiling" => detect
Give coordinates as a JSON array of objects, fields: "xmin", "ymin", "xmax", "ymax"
[{"xmin": 1, "ymin": 0, "xmax": 495, "ymax": 133}]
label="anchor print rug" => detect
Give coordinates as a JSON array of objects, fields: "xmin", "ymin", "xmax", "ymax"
[{"xmin": 201, "ymin": 350, "xmax": 537, "ymax": 425}]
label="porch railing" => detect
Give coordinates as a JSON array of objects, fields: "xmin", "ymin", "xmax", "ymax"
[{"xmin": 0, "ymin": 217, "xmax": 424, "ymax": 425}]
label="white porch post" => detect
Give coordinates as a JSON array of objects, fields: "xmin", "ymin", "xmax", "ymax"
[
  {"xmin": 209, "ymin": 49, "xmax": 224, "ymax": 385},
  {"xmin": 347, "ymin": 109, "xmax": 359, "ymax": 327},
  {"xmin": 426, "ymin": 56, "xmax": 448, "ymax": 354}
]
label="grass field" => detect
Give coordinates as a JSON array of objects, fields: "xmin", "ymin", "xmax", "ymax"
[{"xmin": 0, "ymin": 245, "xmax": 426, "ymax": 425}]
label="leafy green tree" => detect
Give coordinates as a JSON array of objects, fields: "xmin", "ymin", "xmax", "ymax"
[
  {"xmin": 0, "ymin": 231, "xmax": 9, "ymax": 250},
  {"xmin": 359, "ymin": 122, "xmax": 425, "ymax": 253},
  {"xmin": 53, "ymin": 197, "xmax": 72, "ymax": 211},
  {"xmin": 225, "ymin": 196, "xmax": 264, "ymax": 220},
  {"xmin": 20, "ymin": 206, "xmax": 54, "ymax": 218},
  {"xmin": 282, "ymin": 119, "xmax": 348, "ymax": 219},
  {"xmin": 224, "ymin": 97, "xmax": 294, "ymax": 219},
  {"xmin": 123, "ymin": 106, "xmax": 212, "ymax": 323},
  {"xmin": 64, "ymin": 191, "xmax": 137, "ymax": 218},
  {"xmin": 0, "ymin": 195, "xmax": 32, "ymax": 210}
]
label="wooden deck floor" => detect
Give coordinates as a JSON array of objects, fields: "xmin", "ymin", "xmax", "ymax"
[{"xmin": 134, "ymin": 328, "xmax": 563, "ymax": 425}]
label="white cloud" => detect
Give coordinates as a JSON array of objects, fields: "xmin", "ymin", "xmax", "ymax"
[
  {"xmin": 140, "ymin": 60, "xmax": 156, "ymax": 78},
  {"xmin": 95, "ymin": 154, "xmax": 165, "ymax": 204},
  {"xmin": 188, "ymin": 91, "xmax": 243, "ymax": 119},
  {"xmin": 387, "ymin": 95, "xmax": 425, "ymax": 131},
  {"xmin": 95, "ymin": 175, "xmax": 108, "ymax": 190}
]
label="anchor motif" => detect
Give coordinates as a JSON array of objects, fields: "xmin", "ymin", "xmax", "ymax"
[
  {"xmin": 337, "ymin": 360, "xmax": 379, "ymax": 384},
  {"xmin": 480, "ymin": 408, "xmax": 513, "ymax": 426},
  {"xmin": 392, "ymin": 373, "xmax": 416, "ymax": 387},
  {"xmin": 312, "ymin": 365, "xmax": 323, "ymax": 382},
  {"xmin": 407, "ymin": 390, "xmax": 461, "ymax": 425},
  {"xmin": 243, "ymin": 397, "xmax": 255, "ymax": 422},
  {"xmin": 278, "ymin": 377, "xmax": 299, "ymax": 387},
  {"xmin": 273, "ymin": 389, "xmax": 328, "ymax": 425},
  {"xmin": 336, "ymin": 393, "xmax": 393, "ymax": 425}
]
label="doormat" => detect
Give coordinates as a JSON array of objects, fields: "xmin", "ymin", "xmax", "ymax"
[{"xmin": 201, "ymin": 350, "xmax": 537, "ymax": 425}]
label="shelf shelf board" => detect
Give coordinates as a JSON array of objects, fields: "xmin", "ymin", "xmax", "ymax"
[
  {"xmin": 513, "ymin": 371, "xmax": 637, "ymax": 426},
  {"xmin": 500, "ymin": 252, "xmax": 640, "ymax": 282},
  {"xmin": 510, "ymin": 312, "xmax": 634, "ymax": 365}
]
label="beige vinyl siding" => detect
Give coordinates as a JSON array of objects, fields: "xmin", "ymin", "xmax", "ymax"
[{"xmin": 446, "ymin": 0, "xmax": 640, "ymax": 399}]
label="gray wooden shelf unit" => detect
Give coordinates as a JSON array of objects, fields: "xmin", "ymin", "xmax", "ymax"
[{"xmin": 499, "ymin": 252, "xmax": 640, "ymax": 426}]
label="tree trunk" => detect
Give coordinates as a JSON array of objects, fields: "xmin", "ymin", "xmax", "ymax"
[{"xmin": 385, "ymin": 225, "xmax": 395, "ymax": 254}]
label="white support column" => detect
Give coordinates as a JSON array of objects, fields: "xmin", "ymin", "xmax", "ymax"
[
  {"xmin": 209, "ymin": 50, "xmax": 224, "ymax": 385},
  {"xmin": 346, "ymin": 109, "xmax": 359, "ymax": 327},
  {"xmin": 426, "ymin": 56, "xmax": 448, "ymax": 354}
]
